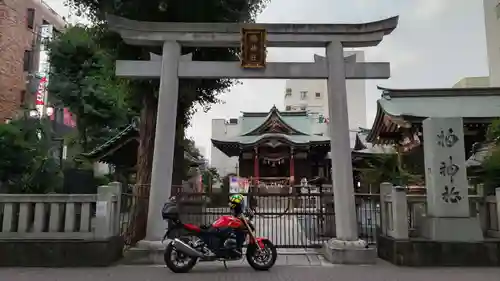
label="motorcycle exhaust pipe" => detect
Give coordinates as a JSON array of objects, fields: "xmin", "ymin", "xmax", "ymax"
[{"xmin": 171, "ymin": 238, "xmax": 204, "ymax": 258}]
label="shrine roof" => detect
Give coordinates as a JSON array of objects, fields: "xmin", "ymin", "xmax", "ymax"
[
  {"xmin": 376, "ymin": 86, "xmax": 500, "ymax": 119},
  {"xmin": 366, "ymin": 86, "xmax": 500, "ymax": 143},
  {"xmin": 213, "ymin": 133, "xmax": 330, "ymax": 146},
  {"xmin": 84, "ymin": 121, "xmax": 204, "ymax": 167},
  {"xmin": 239, "ymin": 106, "xmax": 311, "ymax": 135},
  {"xmin": 212, "ymin": 106, "xmax": 332, "ymax": 156}
]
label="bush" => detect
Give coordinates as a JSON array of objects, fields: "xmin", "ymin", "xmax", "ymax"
[
  {"xmin": 0, "ymin": 118, "xmax": 62, "ymax": 193},
  {"xmin": 481, "ymin": 147, "xmax": 500, "ymax": 195}
]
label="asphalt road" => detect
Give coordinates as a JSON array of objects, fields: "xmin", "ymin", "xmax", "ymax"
[{"xmin": 1, "ymin": 263, "xmax": 500, "ymax": 281}]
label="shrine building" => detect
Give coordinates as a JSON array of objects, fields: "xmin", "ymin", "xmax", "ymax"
[{"xmin": 211, "ymin": 106, "xmax": 379, "ymax": 186}]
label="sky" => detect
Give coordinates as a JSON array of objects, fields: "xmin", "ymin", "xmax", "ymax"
[{"xmin": 45, "ymin": 0, "xmax": 489, "ymax": 160}]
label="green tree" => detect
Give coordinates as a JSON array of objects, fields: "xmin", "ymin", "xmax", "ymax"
[
  {"xmin": 0, "ymin": 118, "xmax": 62, "ymax": 193},
  {"xmin": 356, "ymin": 152, "xmax": 423, "ymax": 189},
  {"xmin": 62, "ymin": 0, "xmax": 270, "ymax": 183},
  {"xmin": 183, "ymin": 137, "xmax": 202, "ymax": 160},
  {"xmin": 59, "ymin": 0, "xmax": 269, "ymax": 243},
  {"xmin": 48, "ymin": 25, "xmax": 134, "ymax": 152},
  {"xmin": 486, "ymin": 118, "xmax": 500, "ymax": 142},
  {"xmin": 477, "ymin": 119, "xmax": 500, "ymax": 195}
]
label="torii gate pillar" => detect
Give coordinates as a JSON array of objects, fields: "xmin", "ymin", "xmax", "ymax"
[{"xmin": 108, "ymin": 15, "xmax": 398, "ymax": 264}]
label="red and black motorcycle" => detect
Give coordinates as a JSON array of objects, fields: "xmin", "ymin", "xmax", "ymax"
[{"xmin": 162, "ymin": 198, "xmax": 277, "ymax": 273}]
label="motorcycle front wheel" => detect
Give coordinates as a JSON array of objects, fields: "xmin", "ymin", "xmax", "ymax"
[
  {"xmin": 246, "ymin": 239, "xmax": 277, "ymax": 271},
  {"xmin": 164, "ymin": 237, "xmax": 198, "ymax": 273}
]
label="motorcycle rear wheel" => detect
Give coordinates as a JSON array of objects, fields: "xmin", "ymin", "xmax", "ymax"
[
  {"xmin": 164, "ymin": 237, "xmax": 198, "ymax": 273},
  {"xmin": 246, "ymin": 240, "xmax": 277, "ymax": 271}
]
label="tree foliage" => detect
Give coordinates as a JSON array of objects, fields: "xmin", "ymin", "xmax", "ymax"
[
  {"xmin": 48, "ymin": 25, "xmax": 134, "ymax": 152},
  {"xmin": 481, "ymin": 147, "xmax": 500, "ymax": 195},
  {"xmin": 0, "ymin": 118, "xmax": 62, "ymax": 193},
  {"xmin": 486, "ymin": 119, "xmax": 500, "ymax": 142},
  {"xmin": 183, "ymin": 137, "xmax": 202, "ymax": 160},
  {"xmin": 51, "ymin": 0, "xmax": 269, "ymax": 242},
  {"xmin": 63, "ymin": 0, "xmax": 270, "ymax": 127},
  {"xmin": 356, "ymin": 152, "xmax": 423, "ymax": 187},
  {"xmin": 477, "ymin": 119, "xmax": 500, "ymax": 195}
]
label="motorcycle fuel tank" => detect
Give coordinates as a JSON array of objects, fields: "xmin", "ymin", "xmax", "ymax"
[{"xmin": 211, "ymin": 215, "xmax": 243, "ymax": 229}]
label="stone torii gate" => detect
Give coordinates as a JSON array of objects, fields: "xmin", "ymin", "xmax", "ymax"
[{"xmin": 107, "ymin": 15, "xmax": 398, "ymax": 263}]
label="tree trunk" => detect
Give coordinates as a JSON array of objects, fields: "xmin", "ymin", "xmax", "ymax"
[
  {"xmin": 127, "ymin": 92, "xmax": 157, "ymax": 245},
  {"xmin": 172, "ymin": 115, "xmax": 185, "ymax": 195}
]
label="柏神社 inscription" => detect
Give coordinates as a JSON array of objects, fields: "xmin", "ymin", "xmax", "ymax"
[
  {"xmin": 436, "ymin": 128, "xmax": 459, "ymax": 148},
  {"xmin": 439, "ymin": 156, "xmax": 460, "ymax": 183},
  {"xmin": 423, "ymin": 118, "xmax": 469, "ymax": 217}
]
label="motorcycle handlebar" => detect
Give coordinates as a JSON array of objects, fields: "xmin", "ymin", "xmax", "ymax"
[{"xmin": 244, "ymin": 209, "xmax": 255, "ymax": 220}]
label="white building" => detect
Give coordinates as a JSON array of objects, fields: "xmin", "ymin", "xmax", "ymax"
[
  {"xmin": 210, "ymin": 51, "xmax": 367, "ymax": 177},
  {"xmin": 211, "ymin": 118, "xmax": 240, "ymax": 176},
  {"xmin": 483, "ymin": 0, "xmax": 500, "ymax": 86},
  {"xmin": 283, "ymin": 50, "xmax": 367, "ymax": 130}
]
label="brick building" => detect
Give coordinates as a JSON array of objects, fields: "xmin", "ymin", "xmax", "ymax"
[{"xmin": 0, "ymin": 0, "xmax": 65, "ymax": 122}]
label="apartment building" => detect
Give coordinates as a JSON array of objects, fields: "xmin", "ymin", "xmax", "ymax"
[
  {"xmin": 283, "ymin": 50, "xmax": 368, "ymax": 131},
  {"xmin": 0, "ymin": 0, "xmax": 65, "ymax": 122},
  {"xmin": 484, "ymin": 0, "xmax": 500, "ymax": 86}
]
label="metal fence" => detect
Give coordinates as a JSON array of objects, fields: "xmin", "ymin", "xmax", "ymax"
[{"xmin": 176, "ymin": 189, "xmax": 381, "ymax": 248}]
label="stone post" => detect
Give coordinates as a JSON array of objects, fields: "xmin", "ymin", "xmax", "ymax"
[
  {"xmin": 496, "ymin": 187, "xmax": 500, "ymax": 232},
  {"xmin": 95, "ymin": 184, "xmax": 121, "ymax": 239},
  {"xmin": 146, "ymin": 41, "xmax": 181, "ymax": 241},
  {"xmin": 379, "ymin": 182, "xmax": 392, "ymax": 236},
  {"xmin": 422, "ymin": 117, "xmax": 482, "ymax": 241},
  {"xmin": 108, "ymin": 182, "xmax": 122, "ymax": 236},
  {"xmin": 325, "ymin": 41, "xmax": 358, "ymax": 241},
  {"xmin": 322, "ymin": 41, "xmax": 375, "ymax": 264},
  {"xmin": 390, "ymin": 186, "xmax": 408, "ymax": 239}
]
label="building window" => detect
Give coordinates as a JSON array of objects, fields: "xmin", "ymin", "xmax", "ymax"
[
  {"xmin": 300, "ymin": 91, "xmax": 307, "ymax": 100},
  {"xmin": 285, "ymin": 88, "xmax": 292, "ymax": 96},
  {"xmin": 20, "ymin": 90, "xmax": 26, "ymax": 106},
  {"xmin": 315, "ymin": 92, "xmax": 321, "ymax": 98},
  {"xmin": 26, "ymin": 8, "xmax": 35, "ymax": 29},
  {"xmin": 23, "ymin": 50, "xmax": 32, "ymax": 71},
  {"xmin": 285, "ymin": 105, "xmax": 291, "ymax": 111}
]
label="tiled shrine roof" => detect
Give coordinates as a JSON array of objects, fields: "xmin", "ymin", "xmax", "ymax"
[
  {"xmin": 366, "ymin": 86, "xmax": 500, "ymax": 144},
  {"xmin": 84, "ymin": 120, "xmax": 203, "ymax": 167},
  {"xmin": 212, "ymin": 106, "xmax": 394, "ymax": 157},
  {"xmin": 211, "ymin": 106, "xmax": 330, "ymax": 156}
]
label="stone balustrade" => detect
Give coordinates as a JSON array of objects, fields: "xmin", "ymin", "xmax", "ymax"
[
  {"xmin": 0, "ymin": 183, "xmax": 121, "ymax": 240},
  {"xmin": 380, "ymin": 183, "xmax": 500, "ymax": 240}
]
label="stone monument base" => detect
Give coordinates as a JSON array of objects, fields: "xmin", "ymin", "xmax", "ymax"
[
  {"xmin": 322, "ymin": 238, "xmax": 376, "ymax": 264},
  {"xmin": 377, "ymin": 235, "xmax": 500, "ymax": 266},
  {"xmin": 423, "ymin": 217, "xmax": 483, "ymax": 242}
]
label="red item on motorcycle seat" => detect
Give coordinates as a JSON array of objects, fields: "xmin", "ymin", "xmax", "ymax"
[{"xmin": 183, "ymin": 223, "xmax": 201, "ymax": 232}]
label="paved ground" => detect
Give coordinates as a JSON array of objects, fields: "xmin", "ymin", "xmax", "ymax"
[{"xmin": 1, "ymin": 262, "xmax": 500, "ymax": 281}]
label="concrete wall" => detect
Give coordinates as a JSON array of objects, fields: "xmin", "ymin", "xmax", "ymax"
[
  {"xmin": 483, "ymin": 0, "xmax": 500, "ymax": 86},
  {"xmin": 0, "ymin": 0, "xmax": 66, "ymax": 122},
  {"xmin": 283, "ymin": 50, "xmax": 367, "ymax": 130},
  {"xmin": 452, "ymin": 76, "xmax": 490, "ymax": 88}
]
